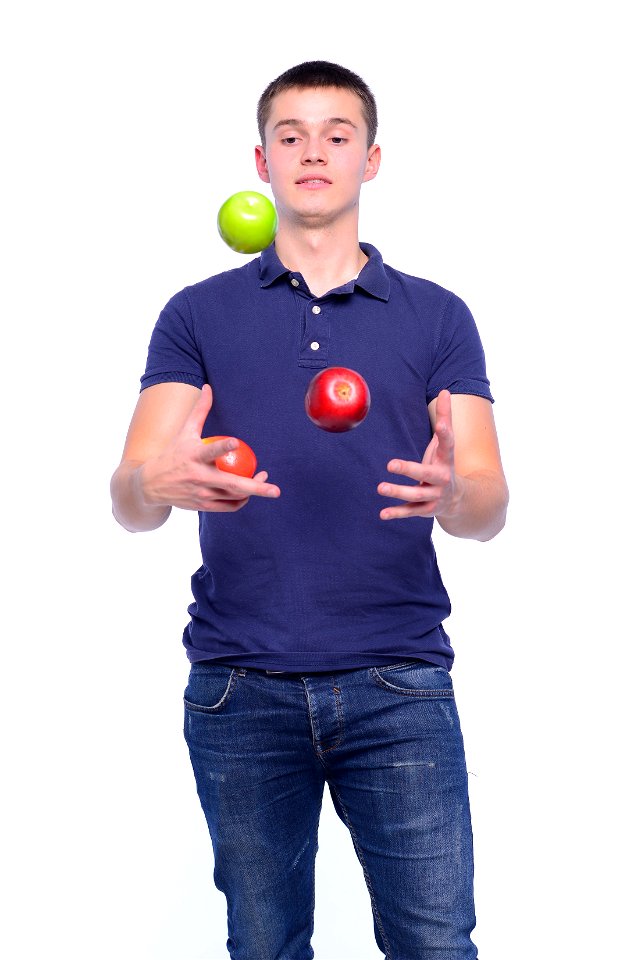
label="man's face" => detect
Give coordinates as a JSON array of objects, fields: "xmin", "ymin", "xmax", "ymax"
[{"xmin": 255, "ymin": 86, "xmax": 380, "ymax": 229}]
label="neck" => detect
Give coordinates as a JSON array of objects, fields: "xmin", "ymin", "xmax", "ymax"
[{"xmin": 274, "ymin": 222, "xmax": 368, "ymax": 298}]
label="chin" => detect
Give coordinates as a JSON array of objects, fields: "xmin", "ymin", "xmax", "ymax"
[{"xmin": 287, "ymin": 201, "xmax": 353, "ymax": 231}]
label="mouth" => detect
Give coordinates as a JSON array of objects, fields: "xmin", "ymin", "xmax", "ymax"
[{"xmin": 295, "ymin": 176, "xmax": 332, "ymax": 186}]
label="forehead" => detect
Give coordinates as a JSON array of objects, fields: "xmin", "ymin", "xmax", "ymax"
[{"xmin": 265, "ymin": 86, "xmax": 366, "ymax": 133}]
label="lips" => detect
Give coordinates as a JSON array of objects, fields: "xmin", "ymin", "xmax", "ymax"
[{"xmin": 295, "ymin": 175, "xmax": 332, "ymax": 185}]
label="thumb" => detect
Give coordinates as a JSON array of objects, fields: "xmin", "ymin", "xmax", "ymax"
[
  {"xmin": 421, "ymin": 431, "xmax": 439, "ymax": 465},
  {"xmin": 435, "ymin": 388, "xmax": 452, "ymax": 426},
  {"xmin": 434, "ymin": 389, "xmax": 454, "ymax": 458},
  {"xmin": 183, "ymin": 383, "xmax": 214, "ymax": 438}
]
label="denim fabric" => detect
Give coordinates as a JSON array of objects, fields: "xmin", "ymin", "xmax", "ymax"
[{"xmin": 183, "ymin": 660, "xmax": 478, "ymax": 959}]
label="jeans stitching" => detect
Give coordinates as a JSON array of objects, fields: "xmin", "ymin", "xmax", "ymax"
[
  {"xmin": 372, "ymin": 665, "xmax": 454, "ymax": 698},
  {"xmin": 372, "ymin": 678, "xmax": 455, "ymax": 698},
  {"xmin": 302, "ymin": 677, "xmax": 345, "ymax": 755},
  {"xmin": 183, "ymin": 668, "xmax": 239, "ymax": 713},
  {"xmin": 327, "ymin": 780, "xmax": 394, "ymax": 959},
  {"xmin": 372, "ymin": 660, "xmax": 431, "ymax": 674}
]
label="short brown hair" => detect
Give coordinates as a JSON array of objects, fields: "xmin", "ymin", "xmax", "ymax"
[{"xmin": 257, "ymin": 61, "xmax": 378, "ymax": 148}]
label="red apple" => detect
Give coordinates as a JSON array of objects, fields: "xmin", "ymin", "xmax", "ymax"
[
  {"xmin": 305, "ymin": 367, "xmax": 371, "ymax": 432},
  {"xmin": 202, "ymin": 436, "xmax": 257, "ymax": 477}
]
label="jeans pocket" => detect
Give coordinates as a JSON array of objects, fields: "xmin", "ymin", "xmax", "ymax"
[
  {"xmin": 370, "ymin": 660, "xmax": 455, "ymax": 698},
  {"xmin": 183, "ymin": 663, "xmax": 240, "ymax": 714}
]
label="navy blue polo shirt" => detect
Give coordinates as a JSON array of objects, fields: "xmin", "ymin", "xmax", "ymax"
[{"xmin": 141, "ymin": 242, "xmax": 493, "ymax": 672}]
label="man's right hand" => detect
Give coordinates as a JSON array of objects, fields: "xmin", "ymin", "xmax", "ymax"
[
  {"xmin": 111, "ymin": 382, "xmax": 280, "ymax": 532},
  {"xmin": 139, "ymin": 384, "xmax": 281, "ymax": 513}
]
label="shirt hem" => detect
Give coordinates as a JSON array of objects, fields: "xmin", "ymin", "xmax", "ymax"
[{"xmin": 186, "ymin": 650, "xmax": 453, "ymax": 672}]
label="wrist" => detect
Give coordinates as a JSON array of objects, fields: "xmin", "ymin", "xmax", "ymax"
[
  {"xmin": 436, "ymin": 474, "xmax": 465, "ymax": 521},
  {"xmin": 436, "ymin": 470, "xmax": 508, "ymax": 541}
]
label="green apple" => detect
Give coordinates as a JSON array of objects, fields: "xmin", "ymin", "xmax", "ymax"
[{"xmin": 217, "ymin": 191, "xmax": 278, "ymax": 254}]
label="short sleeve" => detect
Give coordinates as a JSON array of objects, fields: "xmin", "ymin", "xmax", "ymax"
[
  {"xmin": 140, "ymin": 288, "xmax": 206, "ymax": 392},
  {"xmin": 426, "ymin": 293, "xmax": 494, "ymax": 405}
]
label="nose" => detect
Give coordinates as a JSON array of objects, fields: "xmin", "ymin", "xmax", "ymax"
[{"xmin": 302, "ymin": 137, "xmax": 327, "ymax": 164}]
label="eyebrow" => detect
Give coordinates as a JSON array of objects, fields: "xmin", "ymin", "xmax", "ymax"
[{"xmin": 272, "ymin": 116, "xmax": 358, "ymax": 132}]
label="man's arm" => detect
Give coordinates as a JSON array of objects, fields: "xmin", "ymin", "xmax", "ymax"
[
  {"xmin": 110, "ymin": 382, "xmax": 280, "ymax": 533},
  {"xmin": 377, "ymin": 391, "xmax": 508, "ymax": 541}
]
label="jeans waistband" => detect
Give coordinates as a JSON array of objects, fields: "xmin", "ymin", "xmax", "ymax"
[{"xmin": 198, "ymin": 660, "xmax": 425, "ymax": 677}]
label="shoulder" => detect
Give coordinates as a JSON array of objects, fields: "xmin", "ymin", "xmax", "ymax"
[
  {"xmin": 360, "ymin": 242, "xmax": 464, "ymax": 319},
  {"xmin": 384, "ymin": 262, "xmax": 452, "ymax": 298},
  {"xmin": 153, "ymin": 257, "xmax": 267, "ymax": 356},
  {"xmin": 367, "ymin": 243, "xmax": 463, "ymax": 315},
  {"xmin": 154, "ymin": 258, "xmax": 262, "ymax": 332},
  {"xmin": 177, "ymin": 256, "xmax": 262, "ymax": 308},
  {"xmin": 383, "ymin": 261, "xmax": 473, "ymax": 329}
]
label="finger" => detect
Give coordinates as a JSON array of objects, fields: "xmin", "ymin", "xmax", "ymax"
[
  {"xmin": 240, "ymin": 479, "xmax": 281, "ymax": 499},
  {"xmin": 386, "ymin": 459, "xmax": 450, "ymax": 485},
  {"xmin": 183, "ymin": 383, "xmax": 215, "ymax": 438},
  {"xmin": 434, "ymin": 421, "xmax": 454, "ymax": 456},
  {"xmin": 434, "ymin": 390, "xmax": 455, "ymax": 457},
  {"xmin": 198, "ymin": 435, "xmax": 239, "ymax": 463},
  {"xmin": 204, "ymin": 475, "xmax": 281, "ymax": 499},
  {"xmin": 200, "ymin": 497, "xmax": 251, "ymax": 512},
  {"xmin": 421, "ymin": 432, "xmax": 439, "ymax": 466},
  {"xmin": 202, "ymin": 487, "xmax": 253, "ymax": 501},
  {"xmin": 378, "ymin": 481, "xmax": 444, "ymax": 503},
  {"xmin": 435, "ymin": 388, "xmax": 452, "ymax": 425},
  {"xmin": 380, "ymin": 501, "xmax": 438, "ymax": 520}
]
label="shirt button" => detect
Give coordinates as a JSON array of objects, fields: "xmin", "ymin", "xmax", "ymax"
[
  {"xmin": 290, "ymin": 278, "xmax": 299, "ymax": 287},
  {"xmin": 310, "ymin": 341, "xmax": 320, "ymax": 351},
  {"xmin": 311, "ymin": 305, "xmax": 321, "ymax": 314}
]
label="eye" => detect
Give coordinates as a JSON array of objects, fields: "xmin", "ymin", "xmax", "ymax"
[
  {"xmin": 281, "ymin": 136, "xmax": 298, "ymax": 145},
  {"xmin": 330, "ymin": 137, "xmax": 347, "ymax": 144}
]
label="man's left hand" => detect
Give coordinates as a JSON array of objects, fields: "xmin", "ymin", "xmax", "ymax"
[{"xmin": 378, "ymin": 390, "xmax": 461, "ymax": 521}]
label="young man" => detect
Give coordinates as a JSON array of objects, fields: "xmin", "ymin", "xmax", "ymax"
[{"xmin": 111, "ymin": 61, "xmax": 508, "ymax": 960}]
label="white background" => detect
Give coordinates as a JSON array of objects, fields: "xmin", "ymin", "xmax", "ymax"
[{"xmin": 2, "ymin": 1, "xmax": 639, "ymax": 958}]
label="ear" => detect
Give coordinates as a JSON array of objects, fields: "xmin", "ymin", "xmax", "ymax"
[
  {"xmin": 255, "ymin": 145, "xmax": 270, "ymax": 183},
  {"xmin": 362, "ymin": 144, "xmax": 381, "ymax": 184}
]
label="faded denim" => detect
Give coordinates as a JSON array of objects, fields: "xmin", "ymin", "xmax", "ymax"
[{"xmin": 184, "ymin": 660, "xmax": 478, "ymax": 959}]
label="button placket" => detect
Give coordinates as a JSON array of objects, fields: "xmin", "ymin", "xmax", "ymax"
[{"xmin": 299, "ymin": 299, "xmax": 330, "ymax": 367}]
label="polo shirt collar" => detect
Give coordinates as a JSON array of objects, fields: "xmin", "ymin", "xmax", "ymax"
[{"xmin": 259, "ymin": 241, "xmax": 390, "ymax": 302}]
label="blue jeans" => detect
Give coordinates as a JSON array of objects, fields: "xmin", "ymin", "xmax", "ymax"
[{"xmin": 183, "ymin": 660, "xmax": 478, "ymax": 959}]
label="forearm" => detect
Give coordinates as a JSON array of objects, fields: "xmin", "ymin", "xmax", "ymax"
[
  {"xmin": 110, "ymin": 460, "xmax": 172, "ymax": 533},
  {"xmin": 436, "ymin": 469, "xmax": 509, "ymax": 541}
]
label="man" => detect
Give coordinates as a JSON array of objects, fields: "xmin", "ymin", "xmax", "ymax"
[{"xmin": 111, "ymin": 61, "xmax": 508, "ymax": 960}]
